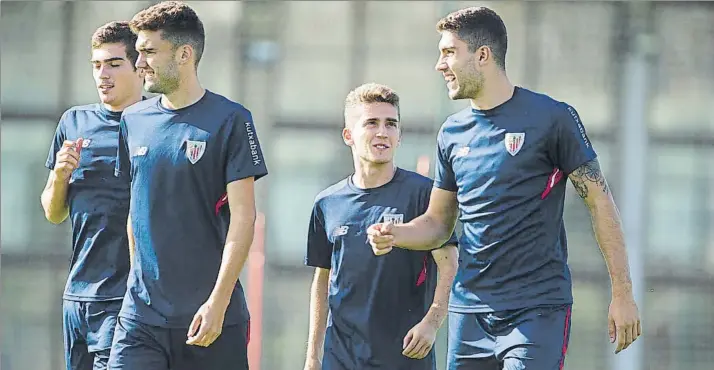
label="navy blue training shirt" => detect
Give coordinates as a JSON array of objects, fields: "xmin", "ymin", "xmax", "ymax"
[
  {"xmin": 115, "ymin": 90, "xmax": 268, "ymax": 328},
  {"xmin": 306, "ymin": 168, "xmax": 458, "ymax": 369},
  {"xmin": 45, "ymin": 103, "xmax": 131, "ymax": 301},
  {"xmin": 434, "ymin": 87, "xmax": 597, "ymax": 313}
]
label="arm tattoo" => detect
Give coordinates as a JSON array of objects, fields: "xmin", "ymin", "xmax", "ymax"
[{"xmin": 570, "ymin": 159, "xmax": 609, "ymax": 199}]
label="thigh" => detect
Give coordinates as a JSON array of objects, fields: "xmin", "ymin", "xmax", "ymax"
[
  {"xmin": 107, "ymin": 317, "xmax": 170, "ymax": 370},
  {"xmin": 496, "ymin": 304, "xmax": 572, "ymax": 370},
  {"xmin": 85, "ymin": 301, "xmax": 122, "ymax": 354},
  {"xmin": 64, "ymin": 300, "xmax": 93, "ymax": 370},
  {"xmin": 446, "ymin": 311, "xmax": 499, "ymax": 370},
  {"xmin": 173, "ymin": 322, "xmax": 250, "ymax": 370}
]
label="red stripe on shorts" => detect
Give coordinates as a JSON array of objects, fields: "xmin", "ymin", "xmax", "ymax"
[{"xmin": 559, "ymin": 305, "xmax": 572, "ymax": 370}]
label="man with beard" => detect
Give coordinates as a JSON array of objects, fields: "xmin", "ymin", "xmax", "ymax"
[
  {"xmin": 41, "ymin": 20, "xmax": 143, "ymax": 370},
  {"xmin": 108, "ymin": 2, "xmax": 268, "ymax": 369},
  {"xmin": 367, "ymin": 6, "xmax": 641, "ymax": 370}
]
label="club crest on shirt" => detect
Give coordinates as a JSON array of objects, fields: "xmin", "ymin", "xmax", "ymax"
[
  {"xmin": 382, "ymin": 213, "xmax": 404, "ymax": 224},
  {"xmin": 504, "ymin": 133, "xmax": 525, "ymax": 156},
  {"xmin": 185, "ymin": 140, "xmax": 206, "ymax": 164}
]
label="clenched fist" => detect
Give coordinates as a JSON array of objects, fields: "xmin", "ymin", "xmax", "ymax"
[
  {"xmin": 54, "ymin": 138, "xmax": 84, "ymax": 182},
  {"xmin": 367, "ymin": 222, "xmax": 396, "ymax": 256}
]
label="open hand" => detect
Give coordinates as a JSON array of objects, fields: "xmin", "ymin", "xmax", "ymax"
[
  {"xmin": 402, "ymin": 320, "xmax": 438, "ymax": 359},
  {"xmin": 186, "ymin": 299, "xmax": 228, "ymax": 347},
  {"xmin": 609, "ymin": 295, "xmax": 641, "ymax": 354}
]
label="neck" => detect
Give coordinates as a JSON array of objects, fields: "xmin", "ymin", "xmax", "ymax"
[
  {"xmin": 161, "ymin": 72, "xmax": 205, "ymax": 110},
  {"xmin": 470, "ymin": 70, "xmax": 515, "ymax": 111},
  {"xmin": 352, "ymin": 157, "xmax": 396, "ymax": 189},
  {"xmin": 103, "ymin": 91, "xmax": 143, "ymax": 113}
]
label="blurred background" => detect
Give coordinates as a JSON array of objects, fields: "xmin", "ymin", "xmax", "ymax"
[{"xmin": 1, "ymin": 1, "xmax": 713, "ymax": 370}]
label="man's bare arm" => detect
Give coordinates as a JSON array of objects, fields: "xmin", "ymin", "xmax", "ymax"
[
  {"xmin": 424, "ymin": 245, "xmax": 458, "ymax": 327},
  {"xmin": 570, "ymin": 158, "xmax": 641, "ymax": 352},
  {"xmin": 41, "ymin": 171, "xmax": 71, "ymax": 224},
  {"xmin": 127, "ymin": 215, "xmax": 135, "ymax": 268},
  {"xmin": 305, "ymin": 268, "xmax": 330, "ymax": 365},
  {"xmin": 569, "ymin": 159, "xmax": 632, "ymax": 297},
  {"xmin": 209, "ymin": 177, "xmax": 257, "ymax": 305},
  {"xmin": 390, "ymin": 188, "xmax": 459, "ymax": 251}
]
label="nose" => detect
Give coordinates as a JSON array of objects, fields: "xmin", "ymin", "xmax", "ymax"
[
  {"xmin": 135, "ymin": 53, "xmax": 147, "ymax": 69},
  {"xmin": 98, "ymin": 64, "xmax": 110, "ymax": 79},
  {"xmin": 435, "ymin": 57, "xmax": 447, "ymax": 72}
]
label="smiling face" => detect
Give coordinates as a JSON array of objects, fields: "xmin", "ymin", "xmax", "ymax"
[
  {"xmin": 343, "ymin": 102, "xmax": 401, "ymax": 165},
  {"xmin": 435, "ymin": 30, "xmax": 485, "ymax": 101},
  {"xmin": 134, "ymin": 30, "xmax": 182, "ymax": 95},
  {"xmin": 90, "ymin": 42, "xmax": 143, "ymax": 111}
]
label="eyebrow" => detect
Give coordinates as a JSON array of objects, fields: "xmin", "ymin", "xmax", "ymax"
[
  {"xmin": 90, "ymin": 57, "xmax": 125, "ymax": 64},
  {"xmin": 365, "ymin": 117, "xmax": 399, "ymax": 123}
]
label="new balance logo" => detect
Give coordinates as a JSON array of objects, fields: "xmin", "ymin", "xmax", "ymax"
[
  {"xmin": 455, "ymin": 146, "xmax": 470, "ymax": 158},
  {"xmin": 332, "ymin": 225, "xmax": 349, "ymax": 237}
]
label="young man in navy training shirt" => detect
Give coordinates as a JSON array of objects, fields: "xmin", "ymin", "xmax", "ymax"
[
  {"xmin": 41, "ymin": 21, "xmax": 144, "ymax": 370},
  {"xmin": 108, "ymin": 2, "xmax": 268, "ymax": 369},
  {"xmin": 303, "ymin": 83, "xmax": 459, "ymax": 370},
  {"xmin": 368, "ymin": 7, "xmax": 642, "ymax": 370}
]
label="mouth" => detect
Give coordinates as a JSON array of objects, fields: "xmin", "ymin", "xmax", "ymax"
[
  {"xmin": 444, "ymin": 74, "xmax": 456, "ymax": 84},
  {"xmin": 98, "ymin": 84, "xmax": 114, "ymax": 93},
  {"xmin": 373, "ymin": 143, "xmax": 390, "ymax": 150}
]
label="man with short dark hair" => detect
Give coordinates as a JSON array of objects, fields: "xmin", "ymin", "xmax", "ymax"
[
  {"xmin": 41, "ymin": 20, "xmax": 144, "ymax": 370},
  {"xmin": 107, "ymin": 2, "xmax": 268, "ymax": 369},
  {"xmin": 368, "ymin": 6, "xmax": 642, "ymax": 370}
]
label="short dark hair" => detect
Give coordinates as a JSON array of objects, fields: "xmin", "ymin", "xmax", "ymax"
[
  {"xmin": 436, "ymin": 7, "xmax": 508, "ymax": 69},
  {"xmin": 130, "ymin": 1, "xmax": 205, "ymax": 67},
  {"xmin": 344, "ymin": 83, "xmax": 401, "ymax": 124},
  {"xmin": 91, "ymin": 21, "xmax": 139, "ymax": 69}
]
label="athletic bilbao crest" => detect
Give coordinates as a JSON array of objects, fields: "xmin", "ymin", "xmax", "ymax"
[
  {"xmin": 504, "ymin": 133, "xmax": 525, "ymax": 156},
  {"xmin": 186, "ymin": 140, "xmax": 206, "ymax": 164}
]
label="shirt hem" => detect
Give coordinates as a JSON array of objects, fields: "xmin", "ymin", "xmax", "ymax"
[
  {"xmin": 118, "ymin": 311, "xmax": 246, "ymax": 329},
  {"xmin": 448, "ymin": 297, "xmax": 574, "ymax": 313},
  {"xmin": 63, "ymin": 294, "xmax": 125, "ymax": 302},
  {"xmin": 226, "ymin": 170, "xmax": 268, "ymax": 185},
  {"xmin": 433, "ymin": 181, "xmax": 457, "ymax": 193},
  {"xmin": 305, "ymin": 259, "xmax": 331, "ymax": 269}
]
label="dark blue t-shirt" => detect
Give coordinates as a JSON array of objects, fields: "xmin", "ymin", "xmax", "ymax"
[
  {"xmin": 45, "ymin": 104, "xmax": 131, "ymax": 302},
  {"xmin": 115, "ymin": 91, "xmax": 268, "ymax": 328},
  {"xmin": 305, "ymin": 168, "xmax": 457, "ymax": 369},
  {"xmin": 434, "ymin": 87, "xmax": 597, "ymax": 313}
]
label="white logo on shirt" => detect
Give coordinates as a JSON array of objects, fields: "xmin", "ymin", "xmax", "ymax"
[
  {"xmin": 81, "ymin": 139, "xmax": 91, "ymax": 148},
  {"xmin": 186, "ymin": 140, "xmax": 206, "ymax": 164},
  {"xmin": 333, "ymin": 225, "xmax": 349, "ymax": 237},
  {"xmin": 455, "ymin": 146, "xmax": 470, "ymax": 158},
  {"xmin": 244, "ymin": 122, "xmax": 262, "ymax": 166},
  {"xmin": 382, "ymin": 213, "xmax": 404, "ymax": 224},
  {"xmin": 134, "ymin": 146, "xmax": 148, "ymax": 156},
  {"xmin": 504, "ymin": 133, "xmax": 525, "ymax": 156},
  {"xmin": 566, "ymin": 106, "xmax": 590, "ymax": 148}
]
